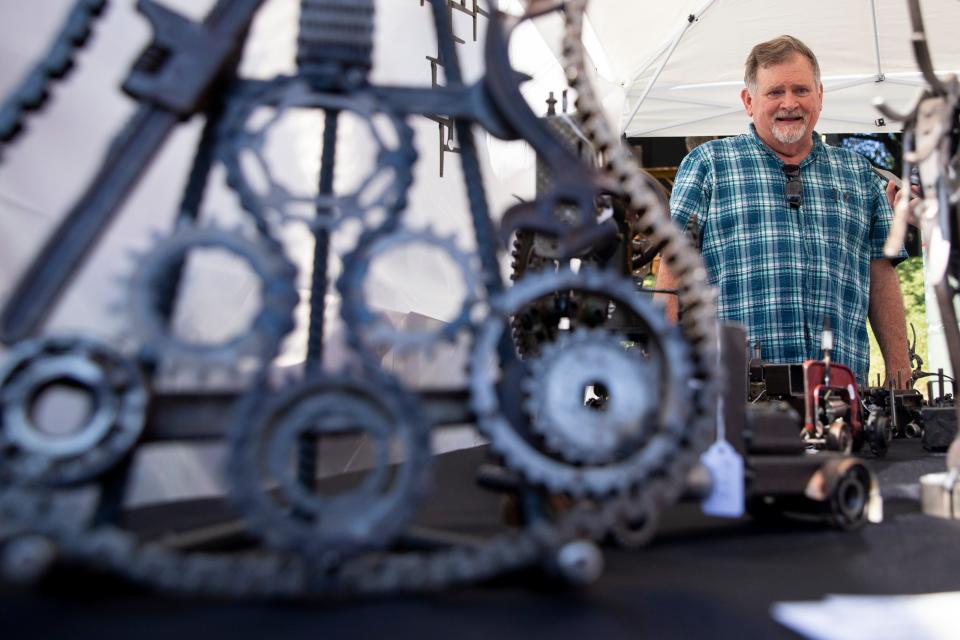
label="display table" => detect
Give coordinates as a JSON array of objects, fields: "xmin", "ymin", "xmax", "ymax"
[{"xmin": 2, "ymin": 441, "xmax": 959, "ymax": 640}]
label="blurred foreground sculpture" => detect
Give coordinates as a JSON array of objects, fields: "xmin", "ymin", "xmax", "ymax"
[
  {"xmin": 875, "ymin": 0, "xmax": 960, "ymax": 518},
  {"xmin": 0, "ymin": 0, "xmax": 716, "ymax": 595}
]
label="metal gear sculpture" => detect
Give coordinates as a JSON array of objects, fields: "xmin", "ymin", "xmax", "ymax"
[
  {"xmin": 0, "ymin": 0, "xmax": 718, "ymax": 596},
  {"xmin": 218, "ymin": 76, "xmax": 417, "ymax": 233},
  {"xmin": 876, "ymin": 0, "xmax": 960, "ymax": 516}
]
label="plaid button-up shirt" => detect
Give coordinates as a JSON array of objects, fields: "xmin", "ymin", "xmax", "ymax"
[{"xmin": 670, "ymin": 126, "xmax": 905, "ymax": 383}]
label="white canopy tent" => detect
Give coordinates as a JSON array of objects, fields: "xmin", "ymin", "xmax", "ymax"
[{"xmin": 569, "ymin": 0, "xmax": 960, "ymax": 138}]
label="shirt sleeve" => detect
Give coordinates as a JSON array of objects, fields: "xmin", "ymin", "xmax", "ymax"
[
  {"xmin": 868, "ymin": 170, "xmax": 908, "ymax": 264},
  {"xmin": 669, "ymin": 145, "xmax": 713, "ymax": 234}
]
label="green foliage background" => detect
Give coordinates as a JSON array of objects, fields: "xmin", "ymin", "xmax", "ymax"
[{"xmin": 867, "ymin": 256, "xmax": 927, "ymax": 389}]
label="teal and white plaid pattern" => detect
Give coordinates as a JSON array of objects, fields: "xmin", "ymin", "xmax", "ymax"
[{"xmin": 670, "ymin": 126, "xmax": 905, "ymax": 383}]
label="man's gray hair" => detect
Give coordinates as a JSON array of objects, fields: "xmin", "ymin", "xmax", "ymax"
[{"xmin": 744, "ymin": 35, "xmax": 821, "ymax": 94}]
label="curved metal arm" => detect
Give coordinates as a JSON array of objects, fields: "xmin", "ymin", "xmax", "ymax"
[{"xmin": 907, "ymin": 0, "xmax": 948, "ymax": 96}]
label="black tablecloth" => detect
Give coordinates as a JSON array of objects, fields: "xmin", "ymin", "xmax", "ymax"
[{"xmin": 2, "ymin": 440, "xmax": 959, "ymax": 640}]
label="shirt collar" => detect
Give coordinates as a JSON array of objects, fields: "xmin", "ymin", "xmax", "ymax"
[{"xmin": 748, "ymin": 123, "xmax": 823, "ymax": 167}]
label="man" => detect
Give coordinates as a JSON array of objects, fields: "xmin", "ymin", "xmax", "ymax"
[{"xmin": 655, "ymin": 35, "xmax": 911, "ymax": 385}]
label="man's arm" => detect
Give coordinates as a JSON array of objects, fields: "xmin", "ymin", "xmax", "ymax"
[
  {"xmin": 868, "ymin": 258, "xmax": 912, "ymax": 386},
  {"xmin": 655, "ymin": 146, "xmax": 712, "ymax": 324},
  {"xmin": 654, "ymin": 260, "xmax": 680, "ymax": 323}
]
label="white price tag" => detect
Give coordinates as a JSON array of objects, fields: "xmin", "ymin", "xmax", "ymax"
[
  {"xmin": 701, "ymin": 439, "xmax": 745, "ymax": 518},
  {"xmin": 700, "ymin": 371, "xmax": 745, "ymax": 518}
]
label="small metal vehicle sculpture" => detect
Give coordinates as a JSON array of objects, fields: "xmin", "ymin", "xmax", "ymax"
[{"xmin": 748, "ymin": 323, "xmax": 890, "ymax": 457}]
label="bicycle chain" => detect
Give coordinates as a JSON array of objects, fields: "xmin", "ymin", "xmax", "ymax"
[
  {"xmin": 297, "ymin": 0, "xmax": 375, "ymax": 89},
  {"xmin": 551, "ymin": 0, "xmax": 718, "ymax": 539},
  {"xmin": 0, "ymin": 0, "xmax": 108, "ymax": 156},
  {"xmin": 562, "ymin": 0, "xmax": 718, "ymax": 405}
]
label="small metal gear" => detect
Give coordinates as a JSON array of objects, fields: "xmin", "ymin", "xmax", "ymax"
[
  {"xmin": 560, "ymin": 481, "xmax": 666, "ymax": 549},
  {"xmin": 0, "ymin": 336, "xmax": 147, "ymax": 486},
  {"xmin": 338, "ymin": 226, "xmax": 481, "ymax": 361},
  {"xmin": 227, "ymin": 372, "xmax": 432, "ymax": 564},
  {"xmin": 522, "ymin": 328, "xmax": 659, "ymax": 465},
  {"xmin": 125, "ymin": 224, "xmax": 298, "ymax": 372},
  {"xmin": 469, "ymin": 267, "xmax": 695, "ymax": 498},
  {"xmin": 218, "ymin": 76, "xmax": 416, "ymax": 232}
]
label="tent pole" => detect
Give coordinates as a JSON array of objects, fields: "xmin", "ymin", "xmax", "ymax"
[
  {"xmin": 822, "ymin": 76, "xmax": 881, "ymax": 92},
  {"xmin": 624, "ymin": 40, "xmax": 675, "ymax": 92},
  {"xmin": 628, "ymin": 106, "xmax": 742, "ymax": 137},
  {"xmin": 869, "ymin": 0, "xmax": 885, "ymax": 81},
  {"xmin": 624, "ymin": 0, "xmax": 719, "ymax": 86},
  {"xmin": 622, "ymin": 0, "xmax": 719, "ymax": 134}
]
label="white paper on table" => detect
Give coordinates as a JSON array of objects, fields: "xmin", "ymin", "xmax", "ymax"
[{"xmin": 772, "ymin": 591, "xmax": 960, "ymax": 640}]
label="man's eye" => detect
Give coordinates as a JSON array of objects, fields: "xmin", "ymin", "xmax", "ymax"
[
  {"xmin": 768, "ymin": 91, "xmax": 783, "ymax": 97},
  {"xmin": 795, "ymin": 88, "xmax": 809, "ymax": 95}
]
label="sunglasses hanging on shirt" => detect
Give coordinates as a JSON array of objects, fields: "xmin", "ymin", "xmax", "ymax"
[{"xmin": 783, "ymin": 164, "xmax": 802, "ymax": 209}]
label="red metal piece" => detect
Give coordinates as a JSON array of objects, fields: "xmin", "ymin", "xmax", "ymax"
[{"xmin": 801, "ymin": 360, "xmax": 862, "ymax": 439}]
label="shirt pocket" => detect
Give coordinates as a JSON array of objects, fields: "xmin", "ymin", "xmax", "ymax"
[
  {"xmin": 825, "ymin": 187, "xmax": 869, "ymax": 245},
  {"xmin": 709, "ymin": 188, "xmax": 781, "ymax": 239}
]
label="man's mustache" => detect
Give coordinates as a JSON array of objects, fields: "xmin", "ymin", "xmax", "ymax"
[{"xmin": 774, "ymin": 110, "xmax": 806, "ymax": 121}]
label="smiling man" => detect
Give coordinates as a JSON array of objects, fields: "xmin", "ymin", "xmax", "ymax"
[{"xmin": 655, "ymin": 35, "xmax": 910, "ymax": 386}]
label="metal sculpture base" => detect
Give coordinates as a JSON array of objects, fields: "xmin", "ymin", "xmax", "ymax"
[{"xmin": 920, "ymin": 472, "xmax": 960, "ymax": 519}]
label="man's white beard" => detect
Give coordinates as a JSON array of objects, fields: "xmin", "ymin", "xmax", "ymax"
[{"xmin": 772, "ymin": 113, "xmax": 808, "ymax": 144}]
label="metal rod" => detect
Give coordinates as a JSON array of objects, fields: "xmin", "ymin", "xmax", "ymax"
[
  {"xmin": 868, "ymin": 0, "xmax": 884, "ymax": 80},
  {"xmin": 305, "ymin": 109, "xmax": 340, "ymax": 373},
  {"xmin": 623, "ymin": 0, "xmax": 719, "ymax": 92},
  {"xmin": 429, "ymin": 0, "xmax": 504, "ymax": 303},
  {"xmin": 622, "ymin": 0, "xmax": 718, "ymax": 133}
]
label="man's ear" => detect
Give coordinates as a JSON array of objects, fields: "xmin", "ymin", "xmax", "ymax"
[{"xmin": 740, "ymin": 87, "xmax": 753, "ymax": 116}]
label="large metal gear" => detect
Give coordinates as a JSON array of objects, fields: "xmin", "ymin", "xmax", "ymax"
[
  {"xmin": 226, "ymin": 373, "xmax": 433, "ymax": 563},
  {"xmin": 338, "ymin": 227, "xmax": 482, "ymax": 361},
  {"xmin": 125, "ymin": 224, "xmax": 299, "ymax": 372},
  {"xmin": 522, "ymin": 328, "xmax": 661, "ymax": 465},
  {"xmin": 218, "ymin": 76, "xmax": 416, "ymax": 233},
  {"xmin": 469, "ymin": 267, "xmax": 695, "ymax": 498},
  {"xmin": 0, "ymin": 336, "xmax": 147, "ymax": 486}
]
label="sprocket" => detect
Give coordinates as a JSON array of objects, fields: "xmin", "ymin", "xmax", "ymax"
[
  {"xmin": 469, "ymin": 266, "xmax": 695, "ymax": 499},
  {"xmin": 0, "ymin": 335, "xmax": 147, "ymax": 486}
]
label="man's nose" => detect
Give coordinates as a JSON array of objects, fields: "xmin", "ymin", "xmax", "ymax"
[{"xmin": 781, "ymin": 92, "xmax": 801, "ymax": 109}]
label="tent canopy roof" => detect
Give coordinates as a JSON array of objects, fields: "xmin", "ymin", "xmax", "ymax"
[{"xmin": 579, "ymin": 0, "xmax": 960, "ymax": 137}]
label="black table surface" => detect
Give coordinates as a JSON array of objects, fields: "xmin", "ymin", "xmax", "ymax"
[{"xmin": 2, "ymin": 439, "xmax": 959, "ymax": 640}]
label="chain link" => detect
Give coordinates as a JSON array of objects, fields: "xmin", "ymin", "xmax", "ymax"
[{"xmin": 0, "ymin": 0, "xmax": 108, "ymax": 157}]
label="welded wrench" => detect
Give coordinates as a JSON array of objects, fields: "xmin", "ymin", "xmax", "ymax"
[{"xmin": 0, "ymin": 0, "xmax": 263, "ymax": 344}]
